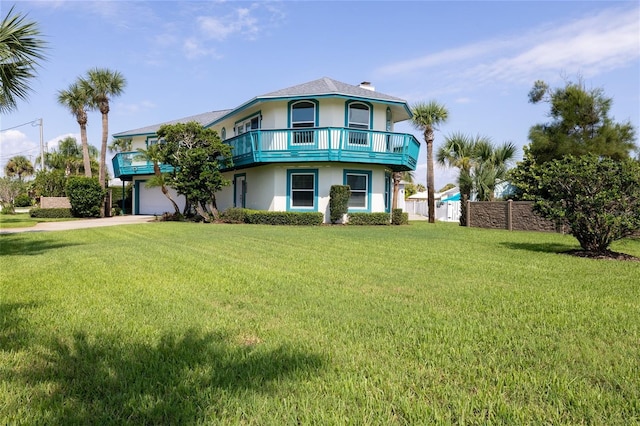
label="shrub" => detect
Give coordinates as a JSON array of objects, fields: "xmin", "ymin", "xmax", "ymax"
[
  {"xmin": 66, "ymin": 177, "xmax": 106, "ymax": 218},
  {"xmin": 245, "ymin": 210, "xmax": 323, "ymax": 226},
  {"xmin": 348, "ymin": 212, "xmax": 390, "ymax": 225},
  {"xmin": 329, "ymin": 185, "xmax": 350, "ymax": 224},
  {"xmin": 220, "ymin": 207, "xmax": 248, "ymax": 224},
  {"xmin": 14, "ymin": 194, "xmax": 33, "ymax": 207},
  {"xmin": 30, "ymin": 208, "xmax": 73, "ymax": 218},
  {"xmin": 391, "ymin": 208, "xmax": 409, "ymax": 225},
  {"xmin": 535, "ymin": 155, "xmax": 640, "ymax": 253},
  {"xmin": 32, "ymin": 170, "xmax": 67, "ymax": 197}
]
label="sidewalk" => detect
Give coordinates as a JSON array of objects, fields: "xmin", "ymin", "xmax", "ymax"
[{"xmin": 0, "ymin": 215, "xmax": 156, "ymax": 234}]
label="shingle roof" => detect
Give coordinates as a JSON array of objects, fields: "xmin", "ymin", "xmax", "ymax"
[
  {"xmin": 112, "ymin": 109, "xmax": 232, "ymax": 138},
  {"xmin": 258, "ymin": 77, "xmax": 406, "ymax": 103}
]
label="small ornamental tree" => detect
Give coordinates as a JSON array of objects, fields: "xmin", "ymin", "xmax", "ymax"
[
  {"xmin": 156, "ymin": 122, "xmax": 232, "ymax": 221},
  {"xmin": 329, "ymin": 185, "xmax": 350, "ymax": 224},
  {"xmin": 66, "ymin": 176, "xmax": 105, "ymax": 217},
  {"xmin": 534, "ymin": 155, "xmax": 640, "ymax": 253}
]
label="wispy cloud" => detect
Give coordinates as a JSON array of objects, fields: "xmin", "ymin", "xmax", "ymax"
[
  {"xmin": 197, "ymin": 7, "xmax": 259, "ymax": 41},
  {"xmin": 115, "ymin": 100, "xmax": 157, "ymax": 115},
  {"xmin": 375, "ymin": 5, "xmax": 639, "ymax": 88}
]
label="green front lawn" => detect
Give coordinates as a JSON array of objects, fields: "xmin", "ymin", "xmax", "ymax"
[
  {"xmin": 1, "ymin": 222, "xmax": 638, "ymax": 424},
  {"xmin": 0, "ymin": 212, "xmax": 78, "ymax": 229}
]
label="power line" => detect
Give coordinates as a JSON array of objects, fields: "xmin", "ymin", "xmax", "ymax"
[{"xmin": 0, "ymin": 118, "xmax": 41, "ymax": 133}]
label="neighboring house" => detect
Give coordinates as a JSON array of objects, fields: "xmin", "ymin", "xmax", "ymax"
[
  {"xmin": 111, "ymin": 77, "xmax": 420, "ymax": 222},
  {"xmin": 405, "ymin": 186, "xmax": 461, "ymax": 222}
]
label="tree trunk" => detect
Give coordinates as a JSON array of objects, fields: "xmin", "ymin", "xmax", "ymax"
[
  {"xmin": 392, "ymin": 172, "xmax": 402, "ymax": 209},
  {"xmin": 153, "ymin": 162, "xmax": 181, "ymax": 215},
  {"xmin": 79, "ymin": 122, "xmax": 92, "ymax": 178},
  {"xmin": 99, "ymin": 111, "xmax": 108, "ymax": 189},
  {"xmin": 426, "ymin": 129, "xmax": 435, "ymax": 223}
]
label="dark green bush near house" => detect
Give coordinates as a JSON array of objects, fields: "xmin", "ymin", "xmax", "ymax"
[
  {"xmin": 66, "ymin": 177, "xmax": 105, "ymax": 218},
  {"xmin": 348, "ymin": 212, "xmax": 390, "ymax": 225},
  {"xmin": 245, "ymin": 210, "xmax": 323, "ymax": 225},
  {"xmin": 29, "ymin": 208, "xmax": 73, "ymax": 218},
  {"xmin": 392, "ymin": 208, "xmax": 409, "ymax": 225},
  {"xmin": 13, "ymin": 194, "xmax": 33, "ymax": 207},
  {"xmin": 220, "ymin": 207, "xmax": 248, "ymax": 224},
  {"xmin": 110, "ymin": 184, "xmax": 132, "ymax": 214},
  {"xmin": 329, "ymin": 185, "xmax": 350, "ymax": 224}
]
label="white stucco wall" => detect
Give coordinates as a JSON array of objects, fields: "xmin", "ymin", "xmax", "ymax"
[{"xmin": 133, "ymin": 177, "xmax": 186, "ymax": 215}]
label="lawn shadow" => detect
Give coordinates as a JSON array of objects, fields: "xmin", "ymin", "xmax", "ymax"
[
  {"xmin": 12, "ymin": 329, "xmax": 326, "ymax": 423},
  {"xmin": 0, "ymin": 302, "xmax": 37, "ymax": 352},
  {"xmin": 500, "ymin": 241, "xmax": 576, "ymax": 254},
  {"xmin": 0, "ymin": 234, "xmax": 81, "ymax": 256}
]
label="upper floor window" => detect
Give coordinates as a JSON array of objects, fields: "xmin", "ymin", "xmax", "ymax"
[
  {"xmin": 235, "ymin": 114, "xmax": 260, "ymax": 136},
  {"xmin": 290, "ymin": 100, "xmax": 317, "ymax": 145},
  {"xmin": 221, "ymin": 127, "xmax": 226, "ymax": 140},
  {"xmin": 348, "ymin": 102, "xmax": 370, "ymax": 130}
]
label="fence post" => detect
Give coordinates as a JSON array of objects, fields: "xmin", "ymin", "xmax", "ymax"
[
  {"xmin": 507, "ymin": 199, "xmax": 513, "ymax": 231},
  {"xmin": 466, "ymin": 200, "xmax": 471, "ymax": 227}
]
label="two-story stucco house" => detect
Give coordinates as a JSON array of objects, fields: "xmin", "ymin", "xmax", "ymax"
[{"xmin": 111, "ymin": 77, "xmax": 420, "ymax": 222}]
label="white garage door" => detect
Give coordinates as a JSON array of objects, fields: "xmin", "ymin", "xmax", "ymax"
[{"xmin": 136, "ymin": 180, "xmax": 185, "ymax": 215}]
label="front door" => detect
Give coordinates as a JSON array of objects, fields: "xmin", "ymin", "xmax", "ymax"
[{"xmin": 234, "ymin": 174, "xmax": 246, "ymax": 208}]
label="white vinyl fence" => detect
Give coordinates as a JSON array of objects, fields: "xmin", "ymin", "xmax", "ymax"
[{"xmin": 405, "ymin": 200, "xmax": 461, "ymax": 223}]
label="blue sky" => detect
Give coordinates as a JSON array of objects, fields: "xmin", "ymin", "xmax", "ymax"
[{"xmin": 1, "ymin": 0, "xmax": 638, "ymax": 188}]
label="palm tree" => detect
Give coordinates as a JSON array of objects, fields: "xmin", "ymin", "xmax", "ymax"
[
  {"xmin": 437, "ymin": 132, "xmax": 480, "ymax": 225},
  {"xmin": 0, "ymin": 6, "xmax": 47, "ymax": 113},
  {"xmin": 57, "ymin": 82, "xmax": 92, "ymax": 177},
  {"xmin": 411, "ymin": 101, "xmax": 449, "ymax": 223},
  {"xmin": 472, "ymin": 141, "xmax": 517, "ymax": 201},
  {"xmin": 4, "ymin": 155, "xmax": 34, "ymax": 181},
  {"xmin": 41, "ymin": 136, "xmax": 99, "ymax": 176},
  {"xmin": 83, "ymin": 68, "xmax": 127, "ymax": 188}
]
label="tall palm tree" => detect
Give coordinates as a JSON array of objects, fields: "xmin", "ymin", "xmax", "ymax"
[
  {"xmin": 4, "ymin": 155, "xmax": 34, "ymax": 181},
  {"xmin": 0, "ymin": 6, "xmax": 47, "ymax": 113},
  {"xmin": 473, "ymin": 141, "xmax": 517, "ymax": 201},
  {"xmin": 411, "ymin": 101, "xmax": 449, "ymax": 223},
  {"xmin": 57, "ymin": 82, "xmax": 92, "ymax": 177},
  {"xmin": 83, "ymin": 68, "xmax": 127, "ymax": 188}
]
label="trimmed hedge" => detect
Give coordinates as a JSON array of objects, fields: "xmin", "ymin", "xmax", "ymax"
[
  {"xmin": 348, "ymin": 212, "xmax": 390, "ymax": 225},
  {"xmin": 220, "ymin": 207, "xmax": 247, "ymax": 224},
  {"xmin": 392, "ymin": 208, "xmax": 409, "ymax": 225},
  {"xmin": 30, "ymin": 208, "xmax": 73, "ymax": 218},
  {"xmin": 246, "ymin": 210, "xmax": 324, "ymax": 226},
  {"xmin": 66, "ymin": 177, "xmax": 105, "ymax": 218},
  {"xmin": 329, "ymin": 185, "xmax": 350, "ymax": 224}
]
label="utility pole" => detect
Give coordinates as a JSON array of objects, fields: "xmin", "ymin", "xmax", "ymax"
[{"xmin": 39, "ymin": 118, "xmax": 44, "ymax": 170}]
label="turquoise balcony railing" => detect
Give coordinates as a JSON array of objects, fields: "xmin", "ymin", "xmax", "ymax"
[{"xmin": 112, "ymin": 127, "xmax": 420, "ymax": 179}]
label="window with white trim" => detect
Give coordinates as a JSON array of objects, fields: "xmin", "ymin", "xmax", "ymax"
[
  {"xmin": 346, "ymin": 172, "xmax": 369, "ymax": 209},
  {"xmin": 235, "ymin": 115, "xmax": 260, "ymax": 136},
  {"xmin": 289, "ymin": 171, "xmax": 316, "ymax": 209},
  {"xmin": 347, "ymin": 102, "xmax": 370, "ymax": 145},
  {"xmin": 291, "ymin": 100, "xmax": 316, "ymax": 144}
]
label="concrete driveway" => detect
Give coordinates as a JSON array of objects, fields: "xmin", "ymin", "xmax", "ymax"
[{"xmin": 0, "ymin": 215, "xmax": 156, "ymax": 234}]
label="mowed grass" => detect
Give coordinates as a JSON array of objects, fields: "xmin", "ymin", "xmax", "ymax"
[
  {"xmin": 1, "ymin": 222, "xmax": 639, "ymax": 424},
  {"xmin": 0, "ymin": 212, "xmax": 78, "ymax": 229}
]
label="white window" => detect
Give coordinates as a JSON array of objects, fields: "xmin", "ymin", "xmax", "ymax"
[
  {"xmin": 291, "ymin": 101, "xmax": 316, "ymax": 144},
  {"xmin": 289, "ymin": 171, "xmax": 317, "ymax": 209},
  {"xmin": 235, "ymin": 114, "xmax": 260, "ymax": 136},
  {"xmin": 346, "ymin": 172, "xmax": 369, "ymax": 208},
  {"xmin": 347, "ymin": 102, "xmax": 370, "ymax": 145}
]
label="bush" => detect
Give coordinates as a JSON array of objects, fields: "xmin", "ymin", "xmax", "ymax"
[
  {"xmin": 535, "ymin": 155, "xmax": 640, "ymax": 252},
  {"xmin": 14, "ymin": 194, "xmax": 33, "ymax": 207},
  {"xmin": 32, "ymin": 170, "xmax": 67, "ymax": 197},
  {"xmin": 66, "ymin": 177, "xmax": 106, "ymax": 218},
  {"xmin": 30, "ymin": 208, "xmax": 73, "ymax": 218},
  {"xmin": 329, "ymin": 185, "xmax": 350, "ymax": 224},
  {"xmin": 391, "ymin": 208, "xmax": 409, "ymax": 225},
  {"xmin": 220, "ymin": 207, "xmax": 248, "ymax": 224},
  {"xmin": 245, "ymin": 210, "xmax": 323, "ymax": 225},
  {"xmin": 348, "ymin": 212, "xmax": 390, "ymax": 225}
]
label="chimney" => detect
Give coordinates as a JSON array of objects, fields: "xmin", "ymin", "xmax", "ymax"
[{"xmin": 359, "ymin": 81, "xmax": 375, "ymax": 91}]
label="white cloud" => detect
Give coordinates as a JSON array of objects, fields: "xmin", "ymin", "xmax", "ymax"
[
  {"xmin": 197, "ymin": 6, "xmax": 259, "ymax": 41},
  {"xmin": 183, "ymin": 38, "xmax": 222, "ymax": 60},
  {"xmin": 116, "ymin": 100, "xmax": 157, "ymax": 115},
  {"xmin": 0, "ymin": 130, "xmax": 39, "ymax": 164},
  {"xmin": 375, "ymin": 5, "xmax": 639, "ymax": 87}
]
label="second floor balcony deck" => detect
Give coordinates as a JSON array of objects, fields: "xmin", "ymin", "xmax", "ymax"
[{"xmin": 112, "ymin": 127, "xmax": 420, "ymax": 179}]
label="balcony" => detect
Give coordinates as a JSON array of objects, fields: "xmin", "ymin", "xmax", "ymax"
[{"xmin": 112, "ymin": 127, "xmax": 420, "ymax": 179}]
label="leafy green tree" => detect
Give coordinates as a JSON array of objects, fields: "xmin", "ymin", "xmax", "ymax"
[
  {"xmin": 411, "ymin": 101, "xmax": 449, "ymax": 223},
  {"xmin": 0, "ymin": 176, "xmax": 25, "ymax": 213},
  {"xmin": 137, "ymin": 144, "xmax": 181, "ymax": 217},
  {"xmin": 58, "ymin": 82, "xmax": 92, "ymax": 177},
  {"xmin": 527, "ymin": 79, "xmax": 637, "ymax": 164},
  {"xmin": 66, "ymin": 176, "xmax": 105, "ymax": 218},
  {"xmin": 82, "ymin": 68, "xmax": 127, "ymax": 188},
  {"xmin": 4, "ymin": 155, "xmax": 34, "ymax": 181},
  {"xmin": 534, "ymin": 155, "xmax": 640, "ymax": 253},
  {"xmin": 155, "ymin": 122, "xmax": 232, "ymax": 221},
  {"xmin": 0, "ymin": 6, "xmax": 47, "ymax": 113},
  {"xmin": 32, "ymin": 169, "xmax": 67, "ymax": 198}
]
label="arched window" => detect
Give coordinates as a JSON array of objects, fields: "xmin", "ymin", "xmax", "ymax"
[
  {"xmin": 221, "ymin": 127, "xmax": 226, "ymax": 140},
  {"xmin": 290, "ymin": 100, "xmax": 317, "ymax": 145},
  {"xmin": 347, "ymin": 102, "xmax": 371, "ymax": 145}
]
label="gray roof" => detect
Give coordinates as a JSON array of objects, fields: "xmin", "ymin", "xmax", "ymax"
[
  {"xmin": 258, "ymin": 77, "xmax": 406, "ymax": 103},
  {"xmin": 113, "ymin": 77, "xmax": 409, "ymax": 139},
  {"xmin": 113, "ymin": 109, "xmax": 232, "ymax": 138}
]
